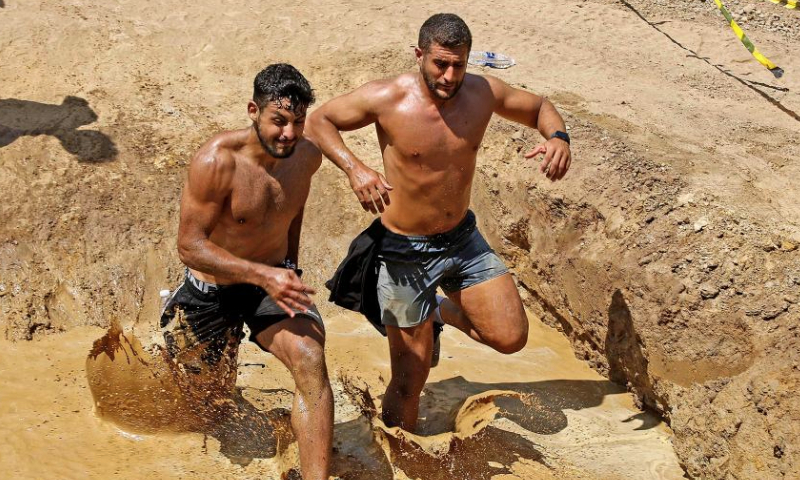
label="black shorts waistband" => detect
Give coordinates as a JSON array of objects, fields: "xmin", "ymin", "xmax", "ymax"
[
  {"xmin": 185, "ymin": 260, "xmax": 302, "ymax": 295},
  {"xmin": 382, "ymin": 210, "xmax": 476, "ymax": 245},
  {"xmin": 186, "ymin": 269, "xmax": 219, "ymax": 294}
]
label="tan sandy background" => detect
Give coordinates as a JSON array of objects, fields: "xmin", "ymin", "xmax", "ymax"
[{"xmin": 1, "ymin": 0, "xmax": 799, "ymax": 478}]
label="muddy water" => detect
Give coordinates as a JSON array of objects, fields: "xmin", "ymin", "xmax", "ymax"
[{"xmin": 0, "ymin": 311, "xmax": 685, "ymax": 479}]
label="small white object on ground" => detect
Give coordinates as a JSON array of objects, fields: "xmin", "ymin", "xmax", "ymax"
[{"xmin": 468, "ymin": 50, "xmax": 516, "ymax": 69}]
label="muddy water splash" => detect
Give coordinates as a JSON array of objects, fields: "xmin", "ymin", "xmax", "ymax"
[
  {"xmin": 84, "ymin": 321, "xmax": 296, "ymax": 465},
  {"xmin": 86, "ymin": 321, "xmax": 195, "ymax": 432},
  {"xmin": 339, "ymin": 373, "xmax": 552, "ymax": 480}
]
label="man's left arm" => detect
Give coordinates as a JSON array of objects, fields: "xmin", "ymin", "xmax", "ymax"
[
  {"xmin": 286, "ymin": 207, "xmax": 304, "ymax": 270},
  {"xmin": 487, "ymin": 76, "xmax": 572, "ymax": 181},
  {"xmin": 284, "ymin": 144, "xmax": 322, "ymax": 274}
]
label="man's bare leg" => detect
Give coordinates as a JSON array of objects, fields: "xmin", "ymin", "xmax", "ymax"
[
  {"xmin": 440, "ymin": 273, "xmax": 528, "ymax": 354},
  {"xmin": 254, "ymin": 317, "xmax": 333, "ymax": 480},
  {"xmin": 382, "ymin": 320, "xmax": 434, "ymax": 431},
  {"xmin": 381, "ymin": 275, "xmax": 525, "ymax": 432}
]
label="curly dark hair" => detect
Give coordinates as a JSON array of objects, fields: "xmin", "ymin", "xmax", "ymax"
[
  {"xmin": 253, "ymin": 64, "xmax": 315, "ymax": 112},
  {"xmin": 418, "ymin": 13, "xmax": 472, "ymax": 52}
]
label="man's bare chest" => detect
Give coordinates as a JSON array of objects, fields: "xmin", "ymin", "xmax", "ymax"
[
  {"xmin": 380, "ymin": 105, "xmax": 493, "ymax": 160},
  {"xmin": 227, "ymin": 168, "xmax": 304, "ymax": 226}
]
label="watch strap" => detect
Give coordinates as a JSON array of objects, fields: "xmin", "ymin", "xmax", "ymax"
[{"xmin": 550, "ymin": 130, "xmax": 570, "ymax": 145}]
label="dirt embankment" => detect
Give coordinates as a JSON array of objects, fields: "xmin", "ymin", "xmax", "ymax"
[
  {"xmin": 473, "ymin": 105, "xmax": 799, "ymax": 479},
  {"xmin": 2, "ymin": 0, "xmax": 800, "ymax": 478},
  {"xmin": 469, "ymin": 1, "xmax": 800, "ymax": 473}
]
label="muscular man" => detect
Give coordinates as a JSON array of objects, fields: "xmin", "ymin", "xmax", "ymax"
[
  {"xmin": 308, "ymin": 14, "xmax": 572, "ymax": 432},
  {"xmin": 160, "ymin": 64, "xmax": 332, "ymax": 480}
]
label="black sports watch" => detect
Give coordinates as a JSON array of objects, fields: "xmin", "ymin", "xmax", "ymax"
[
  {"xmin": 282, "ymin": 259, "xmax": 303, "ymax": 278},
  {"xmin": 550, "ymin": 130, "xmax": 570, "ymax": 145}
]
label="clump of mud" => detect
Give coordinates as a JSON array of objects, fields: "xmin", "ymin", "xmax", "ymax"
[
  {"xmin": 84, "ymin": 324, "xmax": 547, "ymax": 480},
  {"xmin": 339, "ymin": 374, "xmax": 549, "ymax": 480}
]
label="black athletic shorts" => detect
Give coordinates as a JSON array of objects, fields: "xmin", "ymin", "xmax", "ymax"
[{"xmin": 160, "ymin": 269, "xmax": 323, "ymax": 367}]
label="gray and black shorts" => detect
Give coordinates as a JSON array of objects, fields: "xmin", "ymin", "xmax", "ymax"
[
  {"xmin": 160, "ymin": 269, "xmax": 323, "ymax": 366},
  {"xmin": 377, "ymin": 210, "xmax": 508, "ymax": 328}
]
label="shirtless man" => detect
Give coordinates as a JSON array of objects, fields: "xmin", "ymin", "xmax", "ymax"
[
  {"xmin": 308, "ymin": 14, "xmax": 572, "ymax": 432},
  {"xmin": 160, "ymin": 64, "xmax": 332, "ymax": 480}
]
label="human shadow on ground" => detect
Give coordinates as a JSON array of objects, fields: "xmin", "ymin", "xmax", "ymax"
[
  {"xmin": 203, "ymin": 378, "xmax": 649, "ymax": 480},
  {"xmin": 341, "ymin": 376, "xmax": 639, "ymax": 480},
  {"xmin": 341, "ymin": 374, "xmax": 547, "ymax": 480},
  {"xmin": 384, "ymin": 376, "xmax": 663, "ymax": 479},
  {"xmin": 605, "ymin": 289, "xmax": 651, "ymax": 392},
  {"xmin": 0, "ymin": 96, "xmax": 117, "ymax": 162}
]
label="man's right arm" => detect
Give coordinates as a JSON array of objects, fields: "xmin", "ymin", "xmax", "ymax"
[
  {"xmin": 177, "ymin": 147, "xmax": 314, "ymax": 316},
  {"xmin": 306, "ymin": 81, "xmax": 394, "ymax": 214}
]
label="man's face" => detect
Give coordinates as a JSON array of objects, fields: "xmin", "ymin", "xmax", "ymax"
[
  {"xmin": 250, "ymin": 99, "xmax": 307, "ymax": 158},
  {"xmin": 417, "ymin": 43, "xmax": 469, "ymax": 101}
]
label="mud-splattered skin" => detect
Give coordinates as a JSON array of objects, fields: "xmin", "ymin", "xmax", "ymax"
[
  {"xmin": 374, "ymin": 71, "xmax": 493, "ymax": 233},
  {"xmin": 178, "ymin": 102, "xmax": 321, "ymax": 289},
  {"xmin": 309, "ymin": 43, "xmax": 571, "ymax": 236}
]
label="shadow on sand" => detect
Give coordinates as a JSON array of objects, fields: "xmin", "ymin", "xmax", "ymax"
[
  {"xmin": 214, "ymin": 385, "xmax": 397, "ymax": 480},
  {"xmin": 0, "ymin": 96, "xmax": 117, "ymax": 162},
  {"xmin": 340, "ymin": 374, "xmax": 659, "ymax": 480},
  {"xmin": 417, "ymin": 376, "xmax": 631, "ymax": 437},
  {"xmin": 203, "ymin": 387, "xmax": 293, "ymax": 466}
]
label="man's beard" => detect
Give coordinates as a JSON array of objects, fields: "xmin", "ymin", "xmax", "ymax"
[
  {"xmin": 422, "ymin": 69, "xmax": 462, "ymax": 100},
  {"xmin": 254, "ymin": 120, "xmax": 295, "ymax": 159}
]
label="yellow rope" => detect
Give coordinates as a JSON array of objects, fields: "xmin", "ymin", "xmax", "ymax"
[{"xmin": 714, "ymin": 0, "xmax": 784, "ymax": 78}]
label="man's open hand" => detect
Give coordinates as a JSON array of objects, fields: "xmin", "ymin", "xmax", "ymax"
[
  {"xmin": 348, "ymin": 164, "xmax": 393, "ymax": 214},
  {"xmin": 260, "ymin": 267, "xmax": 316, "ymax": 317},
  {"xmin": 525, "ymin": 137, "xmax": 571, "ymax": 181}
]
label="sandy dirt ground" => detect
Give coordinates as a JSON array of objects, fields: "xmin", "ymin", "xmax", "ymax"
[
  {"xmin": 1, "ymin": 312, "xmax": 685, "ymax": 479},
  {"xmin": 1, "ymin": 0, "xmax": 799, "ymax": 478}
]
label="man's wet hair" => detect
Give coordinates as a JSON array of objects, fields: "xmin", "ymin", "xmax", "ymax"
[
  {"xmin": 418, "ymin": 13, "xmax": 472, "ymax": 52},
  {"xmin": 253, "ymin": 63, "xmax": 315, "ymax": 113}
]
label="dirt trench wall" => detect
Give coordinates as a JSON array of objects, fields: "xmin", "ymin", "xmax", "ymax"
[{"xmin": 471, "ymin": 115, "xmax": 800, "ymax": 479}]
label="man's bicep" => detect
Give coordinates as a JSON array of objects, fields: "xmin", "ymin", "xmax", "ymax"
[
  {"xmin": 490, "ymin": 77, "xmax": 543, "ymax": 127},
  {"xmin": 178, "ymin": 155, "xmax": 232, "ymax": 242},
  {"xmin": 178, "ymin": 186, "xmax": 222, "ymax": 241},
  {"xmin": 317, "ymin": 84, "xmax": 383, "ymax": 131}
]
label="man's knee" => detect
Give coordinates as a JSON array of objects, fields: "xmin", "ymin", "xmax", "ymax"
[
  {"xmin": 286, "ymin": 336, "xmax": 328, "ymax": 384},
  {"xmin": 492, "ymin": 332, "xmax": 527, "ymax": 354},
  {"xmin": 489, "ymin": 313, "xmax": 528, "ymax": 354}
]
